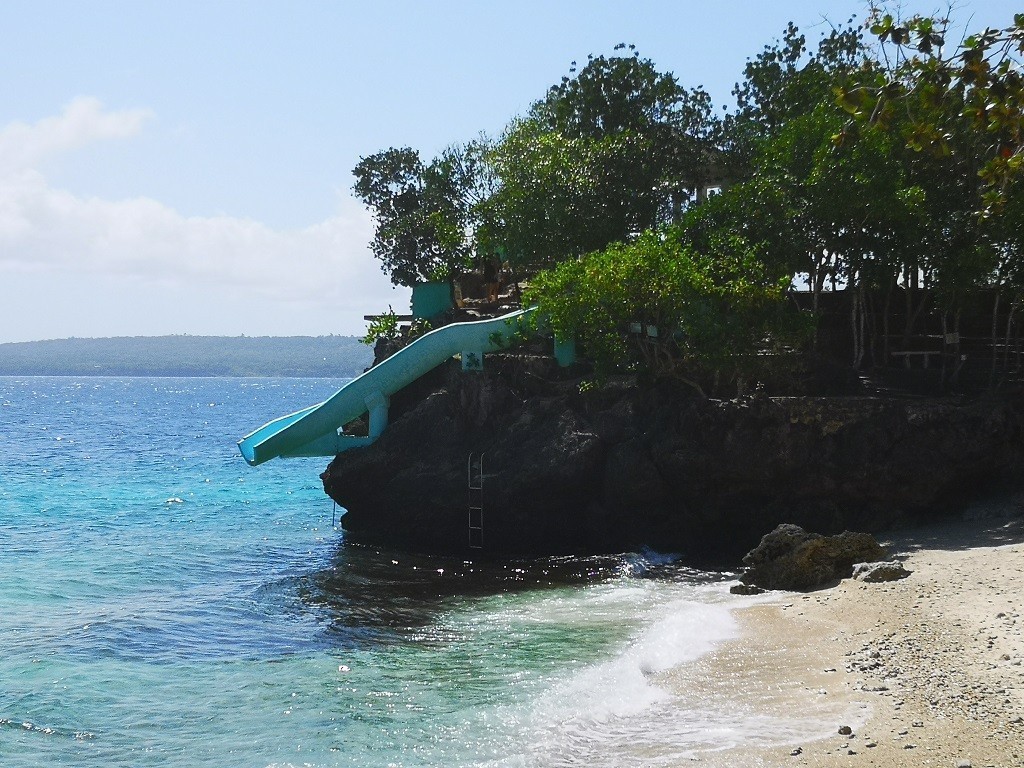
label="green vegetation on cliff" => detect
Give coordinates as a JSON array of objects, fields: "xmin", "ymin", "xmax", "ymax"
[{"xmin": 352, "ymin": 8, "xmax": 1024, "ymax": 396}]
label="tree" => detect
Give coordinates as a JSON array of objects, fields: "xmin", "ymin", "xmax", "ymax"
[
  {"xmin": 478, "ymin": 118, "xmax": 633, "ymax": 266},
  {"xmin": 525, "ymin": 226, "xmax": 806, "ymax": 396},
  {"xmin": 482, "ymin": 48, "xmax": 720, "ymax": 272},
  {"xmin": 834, "ymin": 9, "xmax": 1024, "ymax": 379},
  {"xmin": 720, "ymin": 16, "xmax": 1011, "ymax": 369},
  {"xmin": 352, "ymin": 146, "xmax": 477, "ymax": 287},
  {"xmin": 725, "ymin": 19, "xmax": 867, "ymax": 175},
  {"xmin": 840, "ymin": 10, "xmax": 1024, "ymax": 208}
]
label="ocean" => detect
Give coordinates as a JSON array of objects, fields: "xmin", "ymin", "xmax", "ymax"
[{"xmin": 1, "ymin": 376, "xmax": 809, "ymax": 767}]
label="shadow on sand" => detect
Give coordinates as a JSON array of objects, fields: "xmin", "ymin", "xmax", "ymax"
[{"xmin": 884, "ymin": 494, "xmax": 1024, "ymax": 554}]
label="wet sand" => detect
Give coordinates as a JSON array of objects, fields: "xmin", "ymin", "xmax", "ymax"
[{"xmin": 665, "ymin": 501, "xmax": 1024, "ymax": 767}]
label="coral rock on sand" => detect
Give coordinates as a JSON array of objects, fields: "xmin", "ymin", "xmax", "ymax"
[
  {"xmin": 738, "ymin": 523, "xmax": 886, "ymax": 590},
  {"xmin": 852, "ymin": 560, "xmax": 912, "ymax": 582}
]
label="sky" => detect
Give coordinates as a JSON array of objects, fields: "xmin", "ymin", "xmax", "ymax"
[{"xmin": 0, "ymin": 1, "xmax": 1018, "ymax": 342}]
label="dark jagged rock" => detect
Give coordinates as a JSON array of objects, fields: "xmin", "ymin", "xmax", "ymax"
[
  {"xmin": 729, "ymin": 583, "xmax": 766, "ymax": 595},
  {"xmin": 321, "ymin": 355, "xmax": 1024, "ymax": 560},
  {"xmin": 852, "ymin": 560, "xmax": 913, "ymax": 582},
  {"xmin": 737, "ymin": 524, "xmax": 887, "ymax": 590}
]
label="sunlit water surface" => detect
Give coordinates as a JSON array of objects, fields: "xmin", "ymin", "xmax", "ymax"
[{"xmin": 0, "ymin": 377, "xmax": 822, "ymax": 767}]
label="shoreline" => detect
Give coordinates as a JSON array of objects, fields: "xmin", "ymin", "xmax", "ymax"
[{"xmin": 666, "ymin": 503, "xmax": 1024, "ymax": 767}]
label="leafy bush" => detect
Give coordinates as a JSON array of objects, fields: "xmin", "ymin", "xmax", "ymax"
[
  {"xmin": 360, "ymin": 308, "xmax": 401, "ymax": 346},
  {"xmin": 525, "ymin": 226, "xmax": 810, "ymax": 395}
]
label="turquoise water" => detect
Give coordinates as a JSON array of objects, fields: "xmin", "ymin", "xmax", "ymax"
[{"xmin": 1, "ymin": 377, "xmax": 747, "ymax": 767}]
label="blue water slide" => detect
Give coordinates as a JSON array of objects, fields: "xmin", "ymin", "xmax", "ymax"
[{"xmin": 238, "ymin": 308, "xmax": 536, "ymax": 466}]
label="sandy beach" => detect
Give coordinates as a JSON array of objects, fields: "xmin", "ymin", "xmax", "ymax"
[{"xmin": 666, "ymin": 500, "xmax": 1024, "ymax": 767}]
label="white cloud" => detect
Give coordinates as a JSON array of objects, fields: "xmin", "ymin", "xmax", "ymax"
[
  {"xmin": 0, "ymin": 97, "xmax": 152, "ymax": 174},
  {"xmin": 0, "ymin": 168, "xmax": 383, "ymax": 297},
  {"xmin": 0, "ymin": 99, "xmax": 405, "ymax": 339}
]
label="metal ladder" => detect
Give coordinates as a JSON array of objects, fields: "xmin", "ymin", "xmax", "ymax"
[{"xmin": 467, "ymin": 453, "xmax": 484, "ymax": 549}]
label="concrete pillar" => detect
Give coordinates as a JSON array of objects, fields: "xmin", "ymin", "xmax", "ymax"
[{"xmin": 364, "ymin": 391, "xmax": 390, "ymax": 439}]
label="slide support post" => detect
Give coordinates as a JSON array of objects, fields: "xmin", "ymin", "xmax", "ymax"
[{"xmin": 365, "ymin": 391, "xmax": 389, "ymax": 440}]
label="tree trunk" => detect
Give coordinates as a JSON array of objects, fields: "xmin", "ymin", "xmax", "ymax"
[
  {"xmin": 990, "ymin": 291, "xmax": 1001, "ymax": 389},
  {"xmin": 882, "ymin": 279, "xmax": 893, "ymax": 367},
  {"xmin": 860, "ymin": 284, "xmax": 867, "ymax": 370},
  {"xmin": 902, "ymin": 286, "xmax": 930, "ymax": 347},
  {"xmin": 950, "ymin": 308, "xmax": 964, "ymax": 388},
  {"xmin": 865, "ymin": 287, "xmax": 878, "ymax": 368},
  {"xmin": 850, "ymin": 281, "xmax": 866, "ymax": 370},
  {"xmin": 811, "ymin": 254, "xmax": 825, "ymax": 352},
  {"xmin": 1005, "ymin": 302, "xmax": 1018, "ymax": 373},
  {"xmin": 940, "ymin": 311, "xmax": 949, "ymax": 384}
]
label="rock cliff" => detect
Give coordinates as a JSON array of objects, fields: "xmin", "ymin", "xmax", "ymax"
[{"xmin": 321, "ymin": 355, "xmax": 1024, "ymax": 562}]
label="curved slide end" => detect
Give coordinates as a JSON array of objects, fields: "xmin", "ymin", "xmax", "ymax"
[
  {"xmin": 238, "ymin": 403, "xmax": 320, "ymax": 466},
  {"xmin": 238, "ymin": 307, "xmax": 538, "ymax": 466}
]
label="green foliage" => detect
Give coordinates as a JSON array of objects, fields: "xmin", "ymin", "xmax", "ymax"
[
  {"xmin": 851, "ymin": 8, "xmax": 1024, "ymax": 211},
  {"xmin": 725, "ymin": 19, "xmax": 868, "ymax": 172},
  {"xmin": 525, "ymin": 227, "xmax": 808, "ymax": 395},
  {"xmin": 360, "ymin": 308, "xmax": 401, "ymax": 346},
  {"xmin": 480, "ymin": 119, "xmax": 628, "ymax": 267},
  {"xmin": 818, "ymin": 6, "xmax": 1024, "ymax": 335},
  {"xmin": 352, "ymin": 146, "xmax": 477, "ymax": 287},
  {"xmin": 771, "ymin": 106, "xmax": 923, "ymax": 283},
  {"xmin": 481, "ymin": 49, "xmax": 720, "ymax": 271},
  {"xmin": 346, "ymin": 15, "xmax": 1023, "ymax": 387},
  {"xmin": 407, "ymin": 318, "xmax": 433, "ymax": 340},
  {"xmin": 533, "ymin": 44, "xmax": 688, "ymax": 138},
  {"xmin": 718, "ymin": 13, "xmax": 1020, "ymax": 334}
]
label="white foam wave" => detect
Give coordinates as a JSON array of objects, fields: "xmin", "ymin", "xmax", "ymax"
[
  {"xmin": 483, "ymin": 584, "xmax": 863, "ymax": 768},
  {"xmin": 532, "ymin": 597, "xmax": 739, "ymax": 727}
]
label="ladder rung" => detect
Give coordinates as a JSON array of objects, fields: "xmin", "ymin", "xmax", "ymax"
[{"xmin": 468, "ymin": 452, "xmax": 485, "ymax": 548}]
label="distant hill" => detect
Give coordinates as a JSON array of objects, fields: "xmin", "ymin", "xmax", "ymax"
[{"xmin": 0, "ymin": 335, "xmax": 373, "ymax": 377}]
